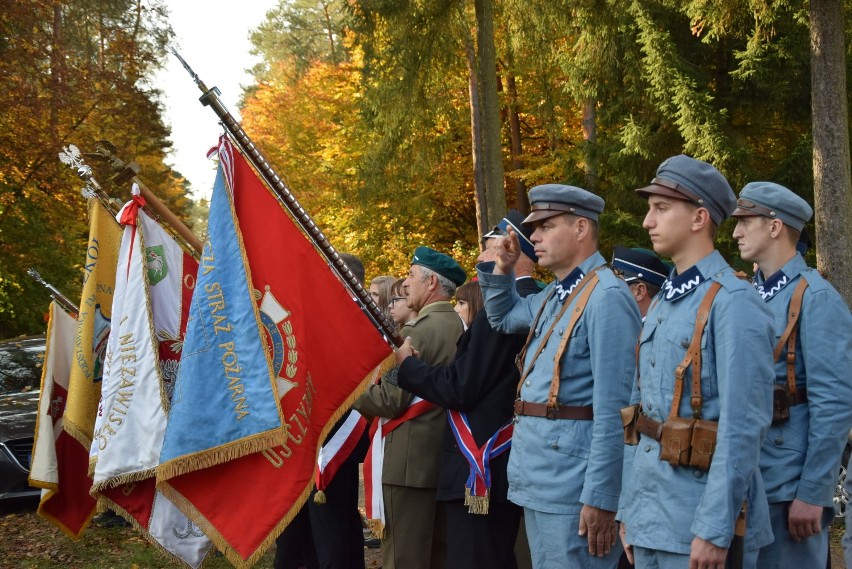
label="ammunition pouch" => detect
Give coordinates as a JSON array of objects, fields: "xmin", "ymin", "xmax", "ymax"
[
  {"xmin": 659, "ymin": 416, "xmax": 694, "ymax": 467},
  {"xmin": 688, "ymin": 419, "xmax": 717, "ymax": 471},
  {"xmin": 654, "ymin": 417, "xmax": 717, "ymax": 471},
  {"xmin": 621, "ymin": 404, "xmax": 640, "ymax": 445}
]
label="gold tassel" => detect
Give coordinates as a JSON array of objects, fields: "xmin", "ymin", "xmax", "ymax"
[
  {"xmin": 367, "ymin": 519, "xmax": 385, "ymax": 539},
  {"xmin": 464, "ymin": 487, "xmax": 490, "ymax": 515},
  {"xmin": 313, "ymin": 490, "xmax": 326, "ymax": 505}
]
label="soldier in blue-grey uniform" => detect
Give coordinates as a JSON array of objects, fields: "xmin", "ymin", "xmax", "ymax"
[
  {"xmin": 731, "ymin": 182, "xmax": 852, "ymax": 568},
  {"xmin": 477, "ymin": 184, "xmax": 641, "ymax": 569},
  {"xmin": 619, "ymin": 155, "xmax": 775, "ymax": 569}
]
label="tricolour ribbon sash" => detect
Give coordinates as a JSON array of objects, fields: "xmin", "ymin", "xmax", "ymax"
[
  {"xmin": 447, "ymin": 410, "xmax": 513, "ymax": 515},
  {"xmin": 363, "ymin": 396, "xmax": 436, "ymax": 537},
  {"xmin": 313, "ymin": 409, "xmax": 368, "ymax": 503}
]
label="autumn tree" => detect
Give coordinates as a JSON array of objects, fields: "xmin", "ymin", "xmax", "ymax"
[{"xmin": 0, "ymin": 0, "xmax": 188, "ymax": 337}]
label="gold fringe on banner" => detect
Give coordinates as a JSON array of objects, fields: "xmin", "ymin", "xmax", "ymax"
[{"xmin": 156, "ymin": 427, "xmax": 289, "ymax": 483}]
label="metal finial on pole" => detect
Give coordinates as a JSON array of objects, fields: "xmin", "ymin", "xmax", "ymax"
[
  {"xmin": 169, "ymin": 48, "xmax": 401, "ymax": 347},
  {"xmin": 27, "ymin": 269, "xmax": 79, "ymax": 318}
]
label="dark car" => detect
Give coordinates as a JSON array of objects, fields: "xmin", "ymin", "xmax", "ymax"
[{"xmin": 0, "ymin": 335, "xmax": 45, "ymax": 500}]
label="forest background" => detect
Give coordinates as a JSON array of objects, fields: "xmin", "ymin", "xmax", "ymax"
[{"xmin": 2, "ymin": 0, "xmax": 851, "ymax": 338}]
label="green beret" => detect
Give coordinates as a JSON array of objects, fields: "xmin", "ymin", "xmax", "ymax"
[{"xmin": 411, "ymin": 246, "xmax": 466, "ymax": 286}]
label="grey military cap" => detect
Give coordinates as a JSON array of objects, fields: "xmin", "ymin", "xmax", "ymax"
[
  {"xmin": 731, "ymin": 182, "xmax": 813, "ymax": 232},
  {"xmin": 636, "ymin": 155, "xmax": 736, "ymax": 225},
  {"xmin": 523, "ymin": 184, "xmax": 605, "ymax": 224}
]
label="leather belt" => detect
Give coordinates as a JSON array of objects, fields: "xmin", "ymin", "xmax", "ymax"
[
  {"xmin": 636, "ymin": 413, "xmax": 663, "ymax": 441},
  {"xmin": 513, "ymin": 400, "xmax": 593, "ymax": 420}
]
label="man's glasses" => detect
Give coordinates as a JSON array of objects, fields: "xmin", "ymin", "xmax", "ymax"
[{"xmin": 389, "ymin": 296, "xmax": 406, "ymax": 306}]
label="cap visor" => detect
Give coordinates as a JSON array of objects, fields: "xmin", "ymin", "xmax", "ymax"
[
  {"xmin": 635, "ymin": 183, "xmax": 691, "ymax": 201},
  {"xmin": 522, "ymin": 209, "xmax": 566, "ymax": 225},
  {"xmin": 731, "ymin": 206, "xmax": 760, "ymax": 218}
]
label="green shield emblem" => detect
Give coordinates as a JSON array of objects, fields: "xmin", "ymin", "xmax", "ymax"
[{"xmin": 146, "ymin": 245, "xmax": 169, "ymax": 285}]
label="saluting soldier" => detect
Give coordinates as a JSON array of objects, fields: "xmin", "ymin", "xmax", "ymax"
[
  {"xmin": 354, "ymin": 246, "xmax": 466, "ymax": 569},
  {"xmin": 619, "ymin": 155, "xmax": 775, "ymax": 569},
  {"xmin": 389, "ymin": 210, "xmax": 540, "ymax": 569},
  {"xmin": 731, "ymin": 182, "xmax": 852, "ymax": 568},
  {"xmin": 477, "ymin": 185, "xmax": 641, "ymax": 569}
]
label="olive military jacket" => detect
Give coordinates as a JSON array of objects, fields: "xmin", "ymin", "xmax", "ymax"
[{"xmin": 353, "ymin": 300, "xmax": 463, "ymax": 488}]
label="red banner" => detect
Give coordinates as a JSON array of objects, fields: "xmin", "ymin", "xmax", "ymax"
[{"xmin": 158, "ymin": 137, "xmax": 393, "ymax": 567}]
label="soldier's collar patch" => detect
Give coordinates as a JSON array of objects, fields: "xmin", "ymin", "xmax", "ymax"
[
  {"xmin": 755, "ymin": 270, "xmax": 790, "ymax": 301},
  {"xmin": 662, "ymin": 266, "xmax": 705, "ymax": 302},
  {"xmin": 554, "ymin": 267, "xmax": 585, "ymax": 303}
]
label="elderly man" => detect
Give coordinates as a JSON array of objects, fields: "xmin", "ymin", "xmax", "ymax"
[
  {"xmin": 731, "ymin": 182, "xmax": 852, "ymax": 568},
  {"xmin": 354, "ymin": 246, "xmax": 466, "ymax": 569},
  {"xmin": 619, "ymin": 155, "xmax": 775, "ymax": 569},
  {"xmin": 611, "ymin": 246, "xmax": 671, "ymax": 319},
  {"xmin": 477, "ymin": 186, "xmax": 641, "ymax": 569}
]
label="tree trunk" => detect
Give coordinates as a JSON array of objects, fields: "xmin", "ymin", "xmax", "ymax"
[
  {"xmin": 474, "ymin": 0, "xmax": 506, "ymax": 229},
  {"xmin": 582, "ymin": 98, "xmax": 597, "ymax": 192},
  {"xmin": 49, "ymin": 2, "xmax": 63, "ymax": 143},
  {"xmin": 466, "ymin": 33, "xmax": 488, "ymax": 243},
  {"xmin": 322, "ymin": 3, "xmax": 338, "ymax": 64},
  {"xmin": 810, "ymin": 0, "xmax": 852, "ymax": 304},
  {"xmin": 505, "ymin": 45, "xmax": 528, "ymax": 214}
]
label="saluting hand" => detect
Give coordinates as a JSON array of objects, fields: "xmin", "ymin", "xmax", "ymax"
[
  {"xmin": 578, "ymin": 504, "xmax": 617, "ymax": 557},
  {"xmin": 493, "ymin": 227, "xmax": 521, "ymax": 276}
]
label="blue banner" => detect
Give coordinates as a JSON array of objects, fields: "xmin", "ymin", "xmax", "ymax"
[{"xmin": 159, "ymin": 165, "xmax": 284, "ymax": 476}]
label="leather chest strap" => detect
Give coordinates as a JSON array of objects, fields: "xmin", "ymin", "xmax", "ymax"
[
  {"xmin": 546, "ymin": 272, "xmax": 601, "ymax": 409},
  {"xmin": 515, "ymin": 269, "xmax": 602, "ymax": 399},
  {"xmin": 670, "ymin": 281, "xmax": 722, "ymax": 420},
  {"xmin": 772, "ymin": 278, "xmax": 809, "ymax": 403}
]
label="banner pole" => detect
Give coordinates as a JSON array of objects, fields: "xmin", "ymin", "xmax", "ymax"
[
  {"xmin": 170, "ymin": 48, "xmax": 401, "ymax": 347},
  {"xmin": 27, "ymin": 268, "xmax": 79, "ymax": 319},
  {"xmin": 59, "ymin": 143, "xmax": 202, "ymax": 260}
]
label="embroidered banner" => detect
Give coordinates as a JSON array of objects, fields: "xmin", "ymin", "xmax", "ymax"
[
  {"xmin": 89, "ymin": 192, "xmax": 212, "ymax": 568},
  {"xmin": 34, "ymin": 199, "xmax": 120, "ymax": 538},
  {"xmin": 157, "ymin": 136, "xmax": 393, "ymax": 567},
  {"xmin": 29, "ymin": 302, "xmax": 76, "ymax": 494}
]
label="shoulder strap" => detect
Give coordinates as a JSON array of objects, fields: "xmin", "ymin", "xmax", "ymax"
[
  {"xmin": 546, "ymin": 272, "xmax": 601, "ymax": 408},
  {"xmin": 515, "ymin": 269, "xmax": 601, "ymax": 400},
  {"xmin": 669, "ymin": 281, "xmax": 722, "ymax": 420},
  {"xmin": 772, "ymin": 278, "xmax": 809, "ymax": 398}
]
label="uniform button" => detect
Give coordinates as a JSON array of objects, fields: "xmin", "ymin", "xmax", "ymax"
[
  {"xmin": 558, "ymin": 328, "xmax": 564, "ymax": 335},
  {"xmin": 774, "ymin": 437, "xmax": 784, "ymax": 446},
  {"xmin": 692, "ymin": 470, "xmax": 704, "ymax": 479},
  {"xmin": 646, "ymin": 403, "xmax": 653, "ymax": 411},
  {"xmin": 525, "ymin": 381, "xmax": 531, "ymax": 387},
  {"xmin": 535, "ymin": 328, "xmax": 541, "ymax": 337},
  {"xmin": 681, "ymin": 339, "xmax": 689, "ymax": 349},
  {"xmin": 513, "ymin": 416, "xmax": 520, "ymax": 424},
  {"xmin": 657, "ymin": 316, "xmax": 663, "ymax": 323},
  {"xmin": 650, "ymin": 357, "xmax": 656, "ymax": 367},
  {"xmin": 551, "ymin": 443, "xmax": 559, "ymax": 450},
  {"xmin": 644, "ymin": 445, "xmax": 651, "ymax": 452}
]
